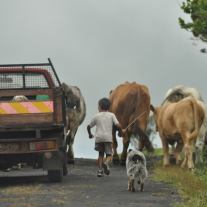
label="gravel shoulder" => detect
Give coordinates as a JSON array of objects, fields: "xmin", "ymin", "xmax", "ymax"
[{"xmin": 0, "ymin": 157, "xmax": 185, "ymax": 207}]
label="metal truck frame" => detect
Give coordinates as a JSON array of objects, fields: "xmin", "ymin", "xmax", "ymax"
[{"xmin": 0, "ymin": 58, "xmax": 67, "ymax": 182}]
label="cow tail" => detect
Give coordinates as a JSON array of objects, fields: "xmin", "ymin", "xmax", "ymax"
[
  {"xmin": 188, "ymin": 99, "xmax": 203, "ymax": 143},
  {"xmin": 136, "ymin": 121, "xmax": 154, "ymax": 153}
]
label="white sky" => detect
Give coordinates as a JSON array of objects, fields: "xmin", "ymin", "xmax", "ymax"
[{"xmin": 1, "ymin": 1, "xmax": 206, "ymax": 159}]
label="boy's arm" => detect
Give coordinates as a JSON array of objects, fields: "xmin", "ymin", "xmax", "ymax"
[
  {"xmin": 87, "ymin": 125, "xmax": 94, "ymax": 139},
  {"xmin": 116, "ymin": 123, "xmax": 124, "ymax": 137}
]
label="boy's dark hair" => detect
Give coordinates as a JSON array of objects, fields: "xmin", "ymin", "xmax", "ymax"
[{"xmin": 98, "ymin": 98, "xmax": 111, "ymax": 110}]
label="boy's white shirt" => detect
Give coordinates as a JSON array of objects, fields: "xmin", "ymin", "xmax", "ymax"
[{"xmin": 89, "ymin": 112, "xmax": 119, "ymax": 143}]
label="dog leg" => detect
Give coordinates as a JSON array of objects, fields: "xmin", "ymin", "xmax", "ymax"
[
  {"xmin": 131, "ymin": 179, "xmax": 135, "ymax": 192},
  {"xmin": 138, "ymin": 176, "xmax": 145, "ymax": 191},
  {"xmin": 139, "ymin": 183, "xmax": 144, "ymax": 191},
  {"xmin": 127, "ymin": 177, "xmax": 131, "ymax": 191}
]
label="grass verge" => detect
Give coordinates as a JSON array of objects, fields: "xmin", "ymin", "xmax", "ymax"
[{"xmin": 153, "ymin": 160, "xmax": 207, "ymax": 207}]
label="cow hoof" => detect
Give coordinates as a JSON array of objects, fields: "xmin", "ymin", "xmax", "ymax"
[
  {"xmin": 137, "ymin": 180, "xmax": 140, "ymax": 184},
  {"xmin": 188, "ymin": 168, "xmax": 194, "ymax": 173},
  {"xmin": 67, "ymin": 159, "xmax": 75, "ymax": 164},
  {"xmin": 139, "ymin": 188, "xmax": 144, "ymax": 192},
  {"xmin": 176, "ymin": 159, "xmax": 182, "ymax": 165},
  {"xmin": 131, "ymin": 188, "xmax": 135, "ymax": 192},
  {"xmin": 112, "ymin": 156, "xmax": 120, "ymax": 165}
]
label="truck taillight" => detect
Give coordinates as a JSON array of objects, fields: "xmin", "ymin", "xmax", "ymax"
[
  {"xmin": 29, "ymin": 141, "xmax": 55, "ymax": 151},
  {"xmin": 45, "ymin": 152, "xmax": 52, "ymax": 158}
]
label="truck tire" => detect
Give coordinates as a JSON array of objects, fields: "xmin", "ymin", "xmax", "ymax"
[
  {"xmin": 48, "ymin": 170, "xmax": 63, "ymax": 182},
  {"xmin": 62, "ymin": 143, "xmax": 68, "ymax": 176},
  {"xmin": 63, "ymin": 162, "xmax": 68, "ymax": 176}
]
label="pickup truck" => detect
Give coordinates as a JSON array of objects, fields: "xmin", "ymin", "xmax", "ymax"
[{"xmin": 0, "ymin": 58, "xmax": 68, "ymax": 182}]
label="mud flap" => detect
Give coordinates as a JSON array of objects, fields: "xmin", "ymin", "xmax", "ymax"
[{"xmin": 43, "ymin": 151, "xmax": 64, "ymax": 170}]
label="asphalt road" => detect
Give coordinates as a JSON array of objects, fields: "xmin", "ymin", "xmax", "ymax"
[{"xmin": 0, "ymin": 158, "xmax": 185, "ymax": 207}]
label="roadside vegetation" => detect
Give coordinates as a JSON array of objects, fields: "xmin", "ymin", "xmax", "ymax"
[{"xmin": 149, "ymin": 147, "xmax": 207, "ymax": 207}]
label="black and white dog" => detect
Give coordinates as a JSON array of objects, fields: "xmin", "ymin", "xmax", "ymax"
[{"xmin": 126, "ymin": 149, "xmax": 148, "ymax": 192}]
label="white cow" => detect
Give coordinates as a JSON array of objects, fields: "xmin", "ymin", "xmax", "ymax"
[
  {"xmin": 161, "ymin": 85, "xmax": 204, "ymax": 106},
  {"xmin": 62, "ymin": 82, "xmax": 86, "ymax": 164},
  {"xmin": 161, "ymin": 85, "xmax": 207, "ymax": 163}
]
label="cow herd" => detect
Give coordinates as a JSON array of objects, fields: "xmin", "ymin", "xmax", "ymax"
[{"xmin": 64, "ymin": 81, "xmax": 207, "ymax": 171}]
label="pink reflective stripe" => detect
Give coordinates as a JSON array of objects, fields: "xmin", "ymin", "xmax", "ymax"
[
  {"xmin": 43, "ymin": 101, "xmax": 54, "ymax": 111},
  {"xmin": 0, "ymin": 103, "xmax": 18, "ymax": 114},
  {"xmin": 20, "ymin": 102, "xmax": 41, "ymax": 113}
]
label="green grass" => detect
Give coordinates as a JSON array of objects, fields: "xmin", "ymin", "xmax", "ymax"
[
  {"xmin": 153, "ymin": 160, "xmax": 207, "ymax": 207},
  {"xmin": 143, "ymin": 147, "xmax": 164, "ymax": 156},
  {"xmin": 151, "ymin": 146, "xmax": 207, "ymax": 207}
]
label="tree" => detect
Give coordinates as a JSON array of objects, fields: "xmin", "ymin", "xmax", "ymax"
[
  {"xmin": 130, "ymin": 115, "xmax": 157, "ymax": 151},
  {"xmin": 179, "ymin": 0, "xmax": 207, "ymax": 52}
]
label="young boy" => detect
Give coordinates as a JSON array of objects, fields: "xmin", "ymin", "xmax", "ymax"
[{"xmin": 87, "ymin": 98, "xmax": 123, "ymax": 177}]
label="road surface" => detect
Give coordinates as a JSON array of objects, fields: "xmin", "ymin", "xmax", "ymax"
[{"xmin": 0, "ymin": 157, "xmax": 185, "ymax": 207}]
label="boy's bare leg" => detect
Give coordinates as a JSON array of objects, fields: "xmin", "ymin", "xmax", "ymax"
[
  {"xmin": 103, "ymin": 154, "xmax": 111, "ymax": 175},
  {"xmin": 98, "ymin": 151, "xmax": 104, "ymax": 169},
  {"xmin": 105, "ymin": 155, "xmax": 111, "ymax": 163}
]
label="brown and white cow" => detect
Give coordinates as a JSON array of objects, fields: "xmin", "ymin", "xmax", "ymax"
[
  {"xmin": 62, "ymin": 82, "xmax": 86, "ymax": 164},
  {"xmin": 109, "ymin": 82, "xmax": 154, "ymax": 165},
  {"xmin": 161, "ymin": 85, "xmax": 207, "ymax": 164},
  {"xmin": 150, "ymin": 98, "xmax": 205, "ymax": 170}
]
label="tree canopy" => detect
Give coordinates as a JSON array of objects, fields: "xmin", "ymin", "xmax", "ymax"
[{"xmin": 179, "ymin": 0, "xmax": 207, "ymax": 48}]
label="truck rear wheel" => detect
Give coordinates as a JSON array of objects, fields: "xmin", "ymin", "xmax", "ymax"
[
  {"xmin": 63, "ymin": 162, "xmax": 68, "ymax": 176},
  {"xmin": 62, "ymin": 143, "xmax": 68, "ymax": 176},
  {"xmin": 47, "ymin": 170, "xmax": 63, "ymax": 182}
]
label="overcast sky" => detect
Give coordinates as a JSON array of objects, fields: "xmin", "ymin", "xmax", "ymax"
[{"xmin": 1, "ymin": 1, "xmax": 207, "ymax": 159}]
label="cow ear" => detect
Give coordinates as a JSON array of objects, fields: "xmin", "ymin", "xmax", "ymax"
[{"xmin": 150, "ymin": 104, "xmax": 155, "ymax": 112}]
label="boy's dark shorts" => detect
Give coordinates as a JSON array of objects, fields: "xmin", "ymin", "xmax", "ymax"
[{"xmin": 95, "ymin": 142, "xmax": 113, "ymax": 155}]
